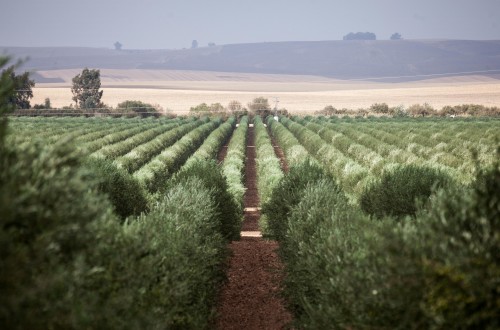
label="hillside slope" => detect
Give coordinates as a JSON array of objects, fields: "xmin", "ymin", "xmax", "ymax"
[{"xmin": 3, "ymin": 40, "xmax": 500, "ymax": 81}]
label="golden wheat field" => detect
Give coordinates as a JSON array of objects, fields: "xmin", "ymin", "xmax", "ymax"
[{"xmin": 31, "ymin": 69, "xmax": 500, "ymax": 114}]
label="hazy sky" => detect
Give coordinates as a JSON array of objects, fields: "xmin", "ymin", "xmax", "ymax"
[{"xmin": 1, "ymin": 0, "xmax": 499, "ymax": 49}]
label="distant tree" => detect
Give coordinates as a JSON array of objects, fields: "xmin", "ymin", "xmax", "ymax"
[
  {"xmin": 0, "ymin": 57, "xmax": 17, "ymax": 116},
  {"xmin": 227, "ymin": 100, "xmax": 243, "ymax": 113},
  {"xmin": 116, "ymin": 100, "xmax": 158, "ymax": 113},
  {"xmin": 390, "ymin": 33, "xmax": 402, "ymax": 40},
  {"xmin": 209, "ymin": 102, "xmax": 224, "ymax": 113},
  {"xmin": 248, "ymin": 97, "xmax": 270, "ymax": 112},
  {"xmin": 408, "ymin": 103, "xmax": 436, "ymax": 117},
  {"xmin": 208, "ymin": 42, "xmax": 216, "ymax": 47},
  {"xmin": 114, "ymin": 41, "xmax": 123, "ymax": 50},
  {"xmin": 71, "ymin": 68, "xmax": 104, "ymax": 109},
  {"xmin": 190, "ymin": 102, "xmax": 210, "ymax": 113},
  {"xmin": 343, "ymin": 32, "xmax": 377, "ymax": 41},
  {"xmin": 370, "ymin": 102, "xmax": 389, "ymax": 114},
  {"xmin": 33, "ymin": 98, "xmax": 52, "ymax": 110},
  {"xmin": 1, "ymin": 66, "xmax": 35, "ymax": 109},
  {"xmin": 189, "ymin": 102, "xmax": 226, "ymax": 114},
  {"xmin": 191, "ymin": 40, "xmax": 198, "ymax": 49},
  {"xmin": 247, "ymin": 97, "xmax": 271, "ymax": 116}
]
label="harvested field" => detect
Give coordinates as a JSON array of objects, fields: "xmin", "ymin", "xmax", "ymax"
[{"xmin": 31, "ymin": 69, "xmax": 500, "ymax": 114}]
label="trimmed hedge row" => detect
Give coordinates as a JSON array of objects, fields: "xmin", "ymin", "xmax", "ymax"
[
  {"xmin": 183, "ymin": 116, "xmax": 236, "ymax": 167},
  {"xmin": 280, "ymin": 116, "xmax": 369, "ymax": 198},
  {"xmin": 91, "ymin": 119, "xmax": 184, "ymax": 160},
  {"xmin": 222, "ymin": 116, "xmax": 248, "ymax": 212},
  {"xmin": 114, "ymin": 118, "xmax": 207, "ymax": 173},
  {"xmin": 81, "ymin": 120, "xmax": 160, "ymax": 154},
  {"xmin": 360, "ymin": 164, "xmax": 453, "ymax": 218},
  {"xmin": 133, "ymin": 119, "xmax": 221, "ymax": 192},
  {"xmin": 254, "ymin": 115, "xmax": 283, "ymax": 205},
  {"xmin": 84, "ymin": 157, "xmax": 149, "ymax": 220},
  {"xmin": 266, "ymin": 116, "xmax": 310, "ymax": 167},
  {"xmin": 265, "ymin": 154, "xmax": 500, "ymax": 329},
  {"xmin": 0, "ymin": 121, "xmax": 239, "ymax": 329},
  {"xmin": 169, "ymin": 160, "xmax": 242, "ymax": 241}
]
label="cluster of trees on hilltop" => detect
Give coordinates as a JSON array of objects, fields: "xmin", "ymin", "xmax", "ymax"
[
  {"xmin": 343, "ymin": 32, "xmax": 403, "ymax": 40},
  {"xmin": 343, "ymin": 32, "xmax": 377, "ymax": 40}
]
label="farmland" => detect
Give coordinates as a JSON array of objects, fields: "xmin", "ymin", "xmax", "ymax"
[
  {"xmin": 30, "ymin": 69, "xmax": 500, "ymax": 113},
  {"xmin": 1, "ymin": 113, "xmax": 499, "ymax": 329}
]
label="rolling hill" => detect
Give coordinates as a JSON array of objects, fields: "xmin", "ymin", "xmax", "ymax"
[{"xmin": 3, "ymin": 39, "xmax": 500, "ymax": 82}]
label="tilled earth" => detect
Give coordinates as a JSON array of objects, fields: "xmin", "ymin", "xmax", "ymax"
[{"xmin": 216, "ymin": 125, "xmax": 292, "ymax": 330}]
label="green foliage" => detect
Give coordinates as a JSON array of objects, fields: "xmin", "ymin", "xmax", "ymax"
[
  {"xmin": 1, "ymin": 65, "xmax": 35, "ymax": 109},
  {"xmin": 170, "ymin": 160, "xmax": 242, "ymax": 241},
  {"xmin": 85, "ymin": 157, "xmax": 149, "ymax": 220},
  {"xmin": 76, "ymin": 178, "xmax": 227, "ymax": 329},
  {"xmin": 254, "ymin": 115, "xmax": 284, "ymax": 205},
  {"xmin": 116, "ymin": 100, "xmax": 158, "ymax": 113},
  {"xmin": 278, "ymin": 154, "xmax": 500, "ymax": 329},
  {"xmin": 114, "ymin": 119, "xmax": 206, "ymax": 173},
  {"xmin": 413, "ymin": 162, "xmax": 500, "ymax": 329},
  {"xmin": 0, "ymin": 113, "xmax": 231, "ymax": 328},
  {"xmin": 190, "ymin": 102, "xmax": 225, "ymax": 114},
  {"xmin": 360, "ymin": 164, "xmax": 453, "ymax": 218},
  {"xmin": 184, "ymin": 116, "xmax": 236, "ymax": 165},
  {"xmin": 279, "ymin": 178, "xmax": 373, "ymax": 329},
  {"xmin": 71, "ymin": 68, "xmax": 104, "ymax": 109},
  {"xmin": 0, "ymin": 138, "xmax": 118, "ymax": 328},
  {"xmin": 133, "ymin": 119, "xmax": 219, "ymax": 192},
  {"xmin": 261, "ymin": 160, "xmax": 328, "ymax": 240},
  {"xmin": 222, "ymin": 116, "xmax": 248, "ymax": 212},
  {"xmin": 267, "ymin": 116, "xmax": 310, "ymax": 167},
  {"xmin": 0, "ymin": 57, "xmax": 15, "ymax": 144}
]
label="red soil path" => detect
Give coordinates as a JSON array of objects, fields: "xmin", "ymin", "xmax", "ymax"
[{"xmin": 216, "ymin": 124, "xmax": 292, "ymax": 330}]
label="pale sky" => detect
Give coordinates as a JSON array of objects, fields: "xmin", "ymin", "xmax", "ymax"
[{"xmin": 1, "ymin": 0, "xmax": 499, "ymax": 49}]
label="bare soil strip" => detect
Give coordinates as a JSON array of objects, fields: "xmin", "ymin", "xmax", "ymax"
[
  {"xmin": 271, "ymin": 134, "xmax": 289, "ymax": 173},
  {"xmin": 216, "ymin": 124, "xmax": 292, "ymax": 330}
]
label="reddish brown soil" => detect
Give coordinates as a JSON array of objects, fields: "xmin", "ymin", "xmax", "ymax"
[
  {"xmin": 271, "ymin": 134, "xmax": 289, "ymax": 173},
  {"xmin": 242, "ymin": 127, "xmax": 259, "ymax": 231},
  {"xmin": 216, "ymin": 124, "xmax": 292, "ymax": 330},
  {"xmin": 217, "ymin": 144, "xmax": 229, "ymax": 164}
]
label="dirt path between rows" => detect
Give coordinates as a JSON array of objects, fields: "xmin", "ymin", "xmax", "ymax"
[{"xmin": 216, "ymin": 124, "xmax": 292, "ymax": 330}]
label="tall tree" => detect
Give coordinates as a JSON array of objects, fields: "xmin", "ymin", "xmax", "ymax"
[
  {"xmin": 1, "ymin": 65, "xmax": 35, "ymax": 109},
  {"xmin": 71, "ymin": 68, "xmax": 104, "ymax": 109}
]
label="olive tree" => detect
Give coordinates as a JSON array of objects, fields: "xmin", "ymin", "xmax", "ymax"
[{"xmin": 1, "ymin": 65, "xmax": 35, "ymax": 109}]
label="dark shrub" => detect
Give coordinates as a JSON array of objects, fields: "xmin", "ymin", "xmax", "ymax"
[
  {"xmin": 0, "ymin": 139, "xmax": 117, "ymax": 328},
  {"xmin": 85, "ymin": 157, "xmax": 149, "ymax": 220},
  {"xmin": 261, "ymin": 160, "xmax": 331, "ymax": 241},
  {"xmin": 413, "ymin": 161, "xmax": 500, "ymax": 329},
  {"xmin": 360, "ymin": 164, "xmax": 453, "ymax": 218},
  {"xmin": 169, "ymin": 160, "xmax": 242, "ymax": 241},
  {"xmin": 79, "ymin": 178, "xmax": 226, "ymax": 329}
]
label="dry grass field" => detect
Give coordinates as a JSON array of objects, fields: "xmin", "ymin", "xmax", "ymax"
[{"xmin": 31, "ymin": 69, "xmax": 500, "ymax": 114}]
